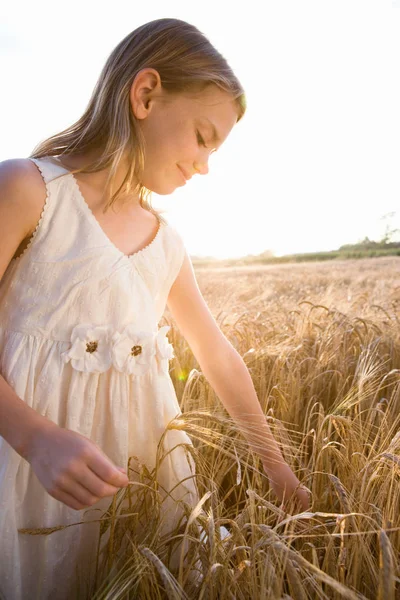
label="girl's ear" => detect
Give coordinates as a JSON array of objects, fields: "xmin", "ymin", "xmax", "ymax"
[{"xmin": 130, "ymin": 68, "xmax": 162, "ymax": 120}]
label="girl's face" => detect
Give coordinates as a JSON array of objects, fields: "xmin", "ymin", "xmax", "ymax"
[{"xmin": 131, "ymin": 73, "xmax": 239, "ymax": 195}]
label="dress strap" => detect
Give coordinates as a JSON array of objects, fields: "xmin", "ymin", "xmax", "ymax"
[{"xmin": 29, "ymin": 156, "xmax": 70, "ymax": 185}]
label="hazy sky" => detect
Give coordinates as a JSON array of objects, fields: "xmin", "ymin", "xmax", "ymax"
[{"xmin": 1, "ymin": 0, "xmax": 399, "ymax": 258}]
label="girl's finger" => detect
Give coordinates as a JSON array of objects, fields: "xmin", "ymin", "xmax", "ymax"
[
  {"xmin": 49, "ymin": 487, "xmax": 91, "ymax": 511},
  {"xmin": 59, "ymin": 468, "xmax": 121, "ymax": 503},
  {"xmin": 87, "ymin": 451, "xmax": 129, "ymax": 488}
]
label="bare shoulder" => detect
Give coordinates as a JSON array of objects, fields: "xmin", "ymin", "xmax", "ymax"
[
  {"xmin": 0, "ymin": 158, "xmax": 47, "ymax": 237},
  {"xmin": 0, "ymin": 157, "xmax": 46, "ymax": 198},
  {"xmin": 0, "ymin": 158, "xmax": 48, "ymax": 280}
]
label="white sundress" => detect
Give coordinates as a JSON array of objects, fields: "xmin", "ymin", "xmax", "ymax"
[{"xmin": 0, "ymin": 156, "xmax": 200, "ymax": 599}]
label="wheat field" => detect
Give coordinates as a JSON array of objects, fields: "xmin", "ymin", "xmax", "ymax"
[{"xmin": 84, "ymin": 257, "xmax": 400, "ymax": 598}]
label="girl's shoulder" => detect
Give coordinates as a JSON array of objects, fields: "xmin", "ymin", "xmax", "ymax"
[
  {"xmin": 0, "ymin": 158, "xmax": 49, "ymax": 276},
  {"xmin": 0, "ymin": 158, "xmax": 49, "ymax": 236},
  {"xmin": 0, "ymin": 157, "xmax": 45, "ymax": 188}
]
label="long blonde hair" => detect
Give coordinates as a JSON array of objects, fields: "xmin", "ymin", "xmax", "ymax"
[{"xmin": 30, "ymin": 18, "xmax": 247, "ymax": 221}]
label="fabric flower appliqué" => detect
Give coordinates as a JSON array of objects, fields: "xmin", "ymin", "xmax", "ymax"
[
  {"xmin": 155, "ymin": 325, "xmax": 175, "ymax": 374},
  {"xmin": 111, "ymin": 325, "xmax": 156, "ymax": 376},
  {"xmin": 61, "ymin": 324, "xmax": 114, "ymax": 373}
]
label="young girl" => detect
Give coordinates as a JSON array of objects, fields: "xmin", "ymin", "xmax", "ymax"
[{"xmin": 0, "ymin": 17, "xmax": 310, "ymax": 599}]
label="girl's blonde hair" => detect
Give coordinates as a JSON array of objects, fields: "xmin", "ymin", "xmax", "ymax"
[{"xmin": 30, "ymin": 18, "xmax": 247, "ymax": 221}]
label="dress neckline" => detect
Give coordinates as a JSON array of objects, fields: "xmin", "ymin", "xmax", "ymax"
[{"xmin": 50, "ymin": 156, "xmax": 165, "ymax": 262}]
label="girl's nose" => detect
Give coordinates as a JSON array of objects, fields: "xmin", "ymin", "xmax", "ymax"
[{"xmin": 194, "ymin": 161, "xmax": 209, "ymax": 176}]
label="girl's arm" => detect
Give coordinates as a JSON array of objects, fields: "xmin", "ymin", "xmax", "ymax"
[
  {"xmin": 0, "ymin": 159, "xmax": 53, "ymax": 455},
  {"xmin": 167, "ymin": 252, "xmax": 310, "ymax": 511}
]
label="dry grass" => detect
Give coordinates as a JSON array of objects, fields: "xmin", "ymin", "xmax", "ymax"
[
  {"xmin": 93, "ymin": 257, "xmax": 400, "ymax": 599},
  {"xmin": 25, "ymin": 257, "xmax": 400, "ymax": 598}
]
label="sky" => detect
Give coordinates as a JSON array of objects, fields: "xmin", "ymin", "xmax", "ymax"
[{"xmin": 1, "ymin": 0, "xmax": 399, "ymax": 259}]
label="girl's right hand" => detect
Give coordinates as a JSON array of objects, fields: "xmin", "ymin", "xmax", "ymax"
[
  {"xmin": 264, "ymin": 461, "xmax": 311, "ymax": 513},
  {"xmin": 24, "ymin": 422, "xmax": 129, "ymax": 511}
]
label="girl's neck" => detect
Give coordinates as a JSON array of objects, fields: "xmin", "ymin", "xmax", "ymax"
[{"xmin": 56, "ymin": 151, "xmax": 141, "ymax": 211}]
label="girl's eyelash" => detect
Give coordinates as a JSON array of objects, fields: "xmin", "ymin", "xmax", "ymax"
[{"xmin": 196, "ymin": 131, "xmax": 207, "ymax": 147}]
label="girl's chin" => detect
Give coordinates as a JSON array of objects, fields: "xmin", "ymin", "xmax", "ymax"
[
  {"xmin": 145, "ymin": 180, "xmax": 185, "ymax": 195},
  {"xmin": 149, "ymin": 184, "xmax": 179, "ymax": 195},
  {"xmin": 142, "ymin": 167, "xmax": 188, "ymax": 195}
]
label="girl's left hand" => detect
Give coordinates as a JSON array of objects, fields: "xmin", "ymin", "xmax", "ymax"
[{"xmin": 264, "ymin": 461, "xmax": 311, "ymax": 513}]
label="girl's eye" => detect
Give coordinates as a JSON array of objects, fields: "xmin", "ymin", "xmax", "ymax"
[{"xmin": 196, "ymin": 131, "xmax": 207, "ymax": 147}]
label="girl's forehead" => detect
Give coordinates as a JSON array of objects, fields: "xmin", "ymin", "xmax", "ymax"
[
  {"xmin": 164, "ymin": 88, "xmax": 239, "ymax": 133},
  {"xmin": 169, "ymin": 83, "xmax": 233, "ymax": 105},
  {"xmin": 178, "ymin": 90, "xmax": 237, "ymax": 117},
  {"xmin": 193, "ymin": 86, "xmax": 234, "ymax": 104}
]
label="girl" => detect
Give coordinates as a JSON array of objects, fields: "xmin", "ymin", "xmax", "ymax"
[{"xmin": 0, "ymin": 18, "xmax": 310, "ymax": 599}]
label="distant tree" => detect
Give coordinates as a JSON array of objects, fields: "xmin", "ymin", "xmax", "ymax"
[
  {"xmin": 338, "ymin": 236, "xmax": 379, "ymax": 251},
  {"xmin": 380, "ymin": 212, "xmax": 400, "ymax": 244},
  {"xmin": 337, "ymin": 214, "xmax": 400, "ymax": 252}
]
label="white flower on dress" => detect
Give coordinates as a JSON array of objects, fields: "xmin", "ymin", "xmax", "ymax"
[
  {"xmin": 61, "ymin": 324, "xmax": 114, "ymax": 373},
  {"xmin": 155, "ymin": 325, "xmax": 175, "ymax": 373},
  {"xmin": 61, "ymin": 323, "xmax": 176, "ymax": 376},
  {"xmin": 111, "ymin": 325, "xmax": 156, "ymax": 375}
]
